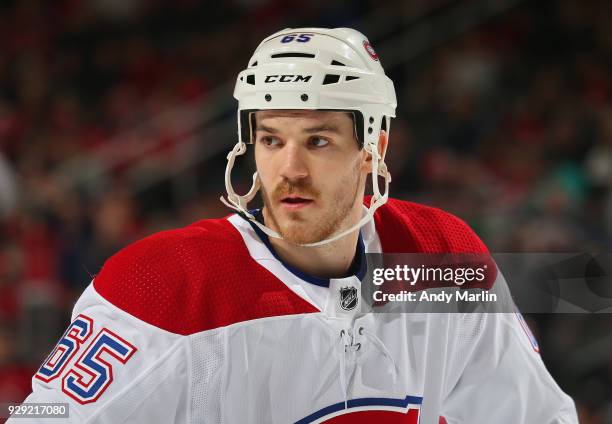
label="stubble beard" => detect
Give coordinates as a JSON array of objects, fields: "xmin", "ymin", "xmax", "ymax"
[{"xmin": 261, "ymin": 167, "xmax": 363, "ymax": 245}]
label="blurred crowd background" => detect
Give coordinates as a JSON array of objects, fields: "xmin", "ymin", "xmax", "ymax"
[{"xmin": 0, "ymin": 0, "xmax": 611, "ymax": 422}]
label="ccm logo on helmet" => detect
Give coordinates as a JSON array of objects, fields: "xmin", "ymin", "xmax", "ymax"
[{"xmin": 264, "ymin": 74, "xmax": 312, "ymax": 83}]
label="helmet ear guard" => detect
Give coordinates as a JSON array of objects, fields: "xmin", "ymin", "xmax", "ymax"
[{"xmin": 221, "ymin": 27, "xmax": 397, "ymax": 247}]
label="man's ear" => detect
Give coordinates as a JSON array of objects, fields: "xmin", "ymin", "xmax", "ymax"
[
  {"xmin": 362, "ymin": 131, "xmax": 389, "ymax": 172},
  {"xmin": 378, "ymin": 130, "xmax": 389, "ymax": 161}
]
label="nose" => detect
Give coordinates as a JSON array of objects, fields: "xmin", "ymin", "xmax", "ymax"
[{"xmin": 278, "ymin": 142, "xmax": 309, "ymax": 182}]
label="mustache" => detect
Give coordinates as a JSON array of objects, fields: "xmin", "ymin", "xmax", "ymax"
[{"xmin": 271, "ymin": 179, "xmax": 319, "ymax": 200}]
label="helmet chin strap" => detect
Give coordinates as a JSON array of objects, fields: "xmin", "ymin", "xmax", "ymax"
[{"xmin": 220, "ymin": 140, "xmax": 391, "ymax": 248}]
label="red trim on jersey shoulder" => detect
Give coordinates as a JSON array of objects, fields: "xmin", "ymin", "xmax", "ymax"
[
  {"xmin": 365, "ymin": 196, "xmax": 496, "ymax": 289},
  {"xmin": 365, "ymin": 197, "xmax": 489, "ymax": 254},
  {"xmin": 94, "ymin": 218, "xmax": 319, "ymax": 335}
]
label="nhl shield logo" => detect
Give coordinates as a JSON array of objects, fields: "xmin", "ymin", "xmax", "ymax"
[{"xmin": 340, "ymin": 286, "xmax": 358, "ymax": 311}]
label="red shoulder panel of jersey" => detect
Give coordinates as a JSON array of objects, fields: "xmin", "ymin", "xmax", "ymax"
[
  {"xmin": 364, "ymin": 196, "xmax": 496, "ymax": 289},
  {"xmin": 365, "ymin": 196, "xmax": 489, "ymax": 253},
  {"xmin": 93, "ymin": 217, "xmax": 319, "ymax": 335}
]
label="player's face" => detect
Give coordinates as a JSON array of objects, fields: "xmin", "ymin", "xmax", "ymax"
[{"xmin": 254, "ymin": 110, "xmax": 368, "ymax": 245}]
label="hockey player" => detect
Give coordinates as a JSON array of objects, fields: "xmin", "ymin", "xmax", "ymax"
[{"xmin": 11, "ymin": 28, "xmax": 578, "ymax": 423}]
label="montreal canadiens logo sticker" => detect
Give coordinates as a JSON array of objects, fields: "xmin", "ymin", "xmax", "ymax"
[{"xmin": 363, "ymin": 40, "xmax": 379, "ymax": 61}]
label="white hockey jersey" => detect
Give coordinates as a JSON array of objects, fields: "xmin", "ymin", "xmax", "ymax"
[{"xmin": 12, "ymin": 198, "xmax": 578, "ymax": 424}]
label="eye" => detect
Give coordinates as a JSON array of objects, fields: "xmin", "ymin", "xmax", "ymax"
[
  {"xmin": 309, "ymin": 137, "xmax": 329, "ymax": 147},
  {"xmin": 260, "ymin": 136, "xmax": 281, "ymax": 147}
]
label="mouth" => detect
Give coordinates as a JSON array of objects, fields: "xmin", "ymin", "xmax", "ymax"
[{"xmin": 279, "ymin": 195, "xmax": 314, "ymax": 210}]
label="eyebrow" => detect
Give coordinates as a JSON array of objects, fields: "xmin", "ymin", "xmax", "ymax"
[{"xmin": 255, "ymin": 124, "xmax": 341, "ymax": 134}]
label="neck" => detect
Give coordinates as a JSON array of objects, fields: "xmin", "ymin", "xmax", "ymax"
[{"xmin": 262, "ymin": 207, "xmax": 362, "ymax": 280}]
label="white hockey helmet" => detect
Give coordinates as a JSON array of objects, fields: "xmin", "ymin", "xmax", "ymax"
[{"xmin": 221, "ymin": 27, "xmax": 397, "ymax": 247}]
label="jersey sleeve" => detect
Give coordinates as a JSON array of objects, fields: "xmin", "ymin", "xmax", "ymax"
[
  {"xmin": 441, "ymin": 272, "xmax": 578, "ymax": 424},
  {"xmin": 8, "ymin": 281, "xmax": 188, "ymax": 424}
]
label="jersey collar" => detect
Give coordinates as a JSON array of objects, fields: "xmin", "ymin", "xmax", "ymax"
[{"xmin": 244, "ymin": 209, "xmax": 367, "ymax": 288}]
